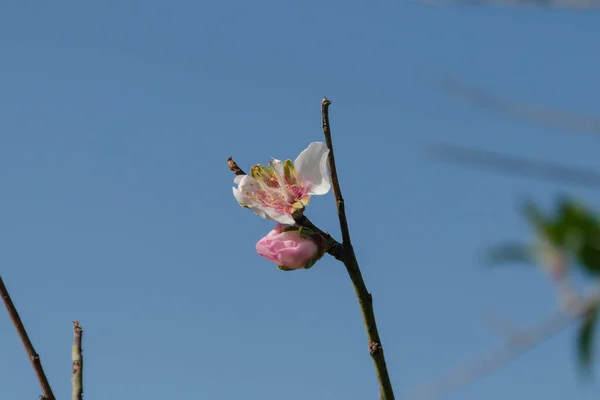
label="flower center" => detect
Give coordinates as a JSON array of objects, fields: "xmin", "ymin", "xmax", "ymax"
[{"xmin": 247, "ymin": 160, "xmax": 311, "ymax": 214}]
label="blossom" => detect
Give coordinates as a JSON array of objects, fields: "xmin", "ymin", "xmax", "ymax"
[
  {"xmin": 232, "ymin": 142, "xmax": 330, "ymax": 224},
  {"xmin": 255, "ymin": 224, "xmax": 325, "ymax": 270}
]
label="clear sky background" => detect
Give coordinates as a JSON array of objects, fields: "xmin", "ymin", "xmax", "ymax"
[{"xmin": 1, "ymin": 2, "xmax": 598, "ymax": 400}]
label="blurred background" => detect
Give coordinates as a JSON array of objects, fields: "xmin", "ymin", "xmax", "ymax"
[{"xmin": 0, "ymin": 2, "xmax": 598, "ymax": 399}]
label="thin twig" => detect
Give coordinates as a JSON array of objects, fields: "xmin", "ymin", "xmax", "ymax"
[
  {"xmin": 428, "ymin": 142, "xmax": 600, "ymax": 190},
  {"xmin": 227, "ymin": 157, "xmax": 245, "ymax": 176},
  {"xmin": 321, "ymin": 97, "xmax": 352, "ymax": 247},
  {"xmin": 72, "ymin": 321, "xmax": 83, "ymax": 400},
  {"xmin": 320, "ymin": 97, "xmax": 396, "ymax": 400},
  {"xmin": 406, "ymin": 290, "xmax": 600, "ymax": 400},
  {"xmin": 0, "ymin": 276, "xmax": 55, "ymax": 400},
  {"xmin": 436, "ymin": 74, "xmax": 600, "ymax": 135}
]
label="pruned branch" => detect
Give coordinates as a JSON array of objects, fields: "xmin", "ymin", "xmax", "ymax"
[
  {"xmin": 72, "ymin": 321, "xmax": 83, "ymax": 400},
  {"xmin": 0, "ymin": 276, "xmax": 55, "ymax": 400}
]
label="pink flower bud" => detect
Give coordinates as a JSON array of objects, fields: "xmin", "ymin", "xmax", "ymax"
[{"xmin": 256, "ymin": 224, "xmax": 324, "ymax": 270}]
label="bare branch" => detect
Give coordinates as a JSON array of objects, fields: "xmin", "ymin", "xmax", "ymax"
[
  {"xmin": 419, "ymin": 0, "xmax": 600, "ymax": 10},
  {"xmin": 428, "ymin": 142, "xmax": 600, "ymax": 190},
  {"xmin": 321, "ymin": 97, "xmax": 396, "ymax": 400},
  {"xmin": 226, "ymin": 98, "xmax": 396, "ymax": 399},
  {"xmin": 435, "ymin": 74, "xmax": 600, "ymax": 135},
  {"xmin": 406, "ymin": 289, "xmax": 600, "ymax": 400},
  {"xmin": 321, "ymin": 97, "xmax": 352, "ymax": 247},
  {"xmin": 227, "ymin": 157, "xmax": 246, "ymax": 176},
  {"xmin": 0, "ymin": 276, "xmax": 55, "ymax": 400},
  {"xmin": 72, "ymin": 321, "xmax": 83, "ymax": 400}
]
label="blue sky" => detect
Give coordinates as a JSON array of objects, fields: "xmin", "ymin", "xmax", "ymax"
[{"xmin": 0, "ymin": 2, "xmax": 598, "ymax": 399}]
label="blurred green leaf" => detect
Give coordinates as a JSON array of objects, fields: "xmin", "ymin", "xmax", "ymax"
[
  {"xmin": 557, "ymin": 200, "xmax": 600, "ymax": 276},
  {"xmin": 521, "ymin": 200, "xmax": 548, "ymax": 234},
  {"xmin": 577, "ymin": 305, "xmax": 598, "ymax": 374},
  {"xmin": 485, "ymin": 243, "xmax": 534, "ymax": 266},
  {"xmin": 521, "ymin": 199, "xmax": 600, "ymax": 276},
  {"xmin": 557, "ymin": 199, "xmax": 597, "ymax": 236},
  {"xmin": 577, "ymin": 238, "xmax": 600, "ymax": 276},
  {"xmin": 521, "ymin": 199, "xmax": 565, "ymax": 245},
  {"xmin": 551, "ymin": 199, "xmax": 578, "ymax": 245}
]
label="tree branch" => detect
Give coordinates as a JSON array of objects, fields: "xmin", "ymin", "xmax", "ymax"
[
  {"xmin": 428, "ymin": 142, "xmax": 600, "ymax": 190},
  {"xmin": 227, "ymin": 98, "xmax": 396, "ymax": 398},
  {"xmin": 227, "ymin": 157, "xmax": 246, "ymax": 176},
  {"xmin": 435, "ymin": 74, "xmax": 600, "ymax": 135},
  {"xmin": 0, "ymin": 276, "xmax": 55, "ymax": 400},
  {"xmin": 320, "ymin": 97, "xmax": 396, "ymax": 400},
  {"xmin": 321, "ymin": 97, "xmax": 352, "ymax": 247},
  {"xmin": 420, "ymin": 0, "xmax": 600, "ymax": 11},
  {"xmin": 72, "ymin": 321, "xmax": 83, "ymax": 400},
  {"xmin": 406, "ymin": 289, "xmax": 600, "ymax": 400}
]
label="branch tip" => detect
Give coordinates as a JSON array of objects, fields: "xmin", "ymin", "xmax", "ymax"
[
  {"xmin": 72, "ymin": 319, "xmax": 83, "ymax": 400},
  {"xmin": 319, "ymin": 98, "xmax": 395, "ymax": 399},
  {"xmin": 227, "ymin": 156, "xmax": 246, "ymax": 176}
]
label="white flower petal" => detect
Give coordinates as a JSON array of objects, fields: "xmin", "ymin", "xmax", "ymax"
[
  {"xmin": 265, "ymin": 211, "xmax": 295, "ymax": 225},
  {"xmin": 233, "ymin": 176, "xmax": 269, "ymax": 219},
  {"xmin": 240, "ymin": 197, "xmax": 275, "ymax": 221},
  {"xmin": 232, "ymin": 186, "xmax": 246, "ymax": 204},
  {"xmin": 252, "ymin": 206, "xmax": 272, "ymax": 220},
  {"xmin": 233, "ymin": 175, "xmax": 295, "ymax": 223},
  {"xmin": 294, "ymin": 142, "xmax": 331, "ymax": 195},
  {"xmin": 234, "ymin": 175, "xmax": 260, "ymax": 201}
]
